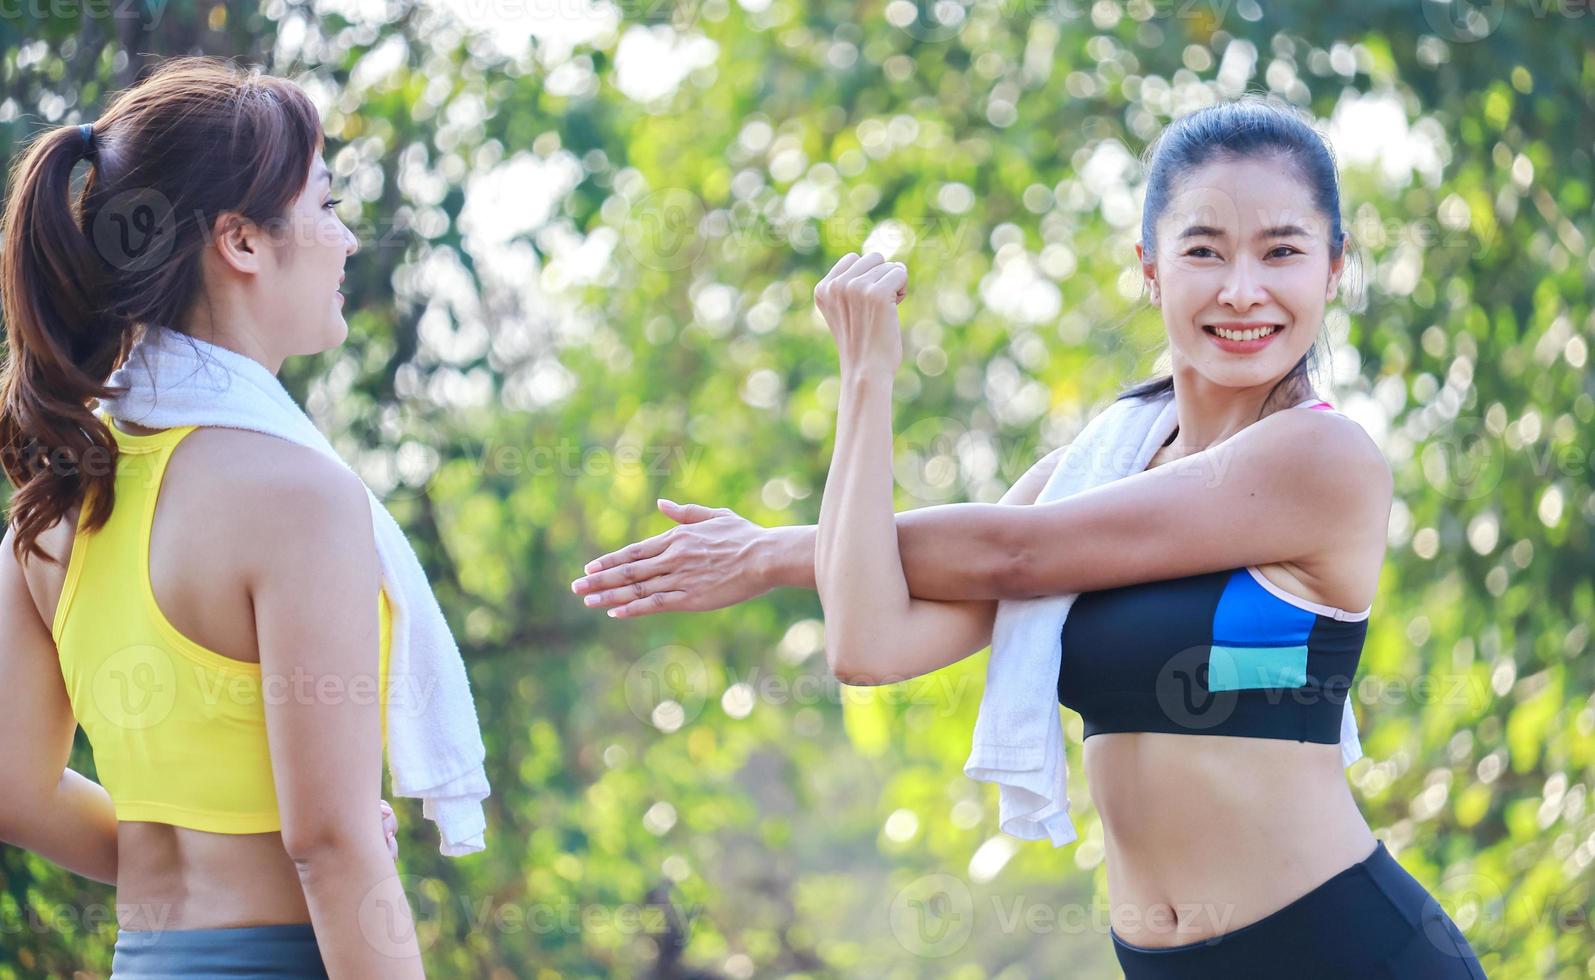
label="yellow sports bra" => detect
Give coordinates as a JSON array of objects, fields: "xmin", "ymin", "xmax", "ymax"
[{"xmin": 51, "ymin": 415, "xmax": 391, "ymax": 834}]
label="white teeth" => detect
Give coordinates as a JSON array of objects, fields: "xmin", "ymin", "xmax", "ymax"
[{"xmin": 1212, "ymin": 325, "xmax": 1279, "ymax": 342}]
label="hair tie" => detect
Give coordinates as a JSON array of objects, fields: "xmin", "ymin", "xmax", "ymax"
[{"xmin": 78, "ymin": 123, "xmax": 97, "ymax": 160}]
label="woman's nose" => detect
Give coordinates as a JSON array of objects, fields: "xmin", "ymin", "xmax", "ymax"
[{"xmin": 1217, "ymin": 256, "xmax": 1267, "ymax": 309}]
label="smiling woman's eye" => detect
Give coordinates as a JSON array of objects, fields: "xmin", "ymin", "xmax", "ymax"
[
  {"xmin": 1185, "ymin": 245, "xmax": 1218, "ymax": 258},
  {"xmin": 324, "ymin": 197, "xmax": 343, "ymax": 210},
  {"xmin": 1268, "ymin": 245, "xmax": 1302, "ymax": 258}
]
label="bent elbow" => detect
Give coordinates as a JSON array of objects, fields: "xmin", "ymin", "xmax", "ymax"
[
  {"xmin": 991, "ymin": 544, "xmax": 1045, "ymax": 600},
  {"xmin": 281, "ymin": 821, "xmax": 363, "ymax": 870},
  {"xmin": 825, "ymin": 636, "xmax": 887, "ymax": 687},
  {"xmin": 825, "ymin": 640, "xmax": 865, "ymax": 686}
]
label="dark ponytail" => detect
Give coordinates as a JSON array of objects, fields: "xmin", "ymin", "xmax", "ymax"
[
  {"xmin": 1115, "ymin": 95, "xmax": 1361, "ymax": 415},
  {"xmin": 1, "ymin": 56, "xmax": 323, "ymax": 564},
  {"xmin": 0, "ymin": 124, "xmax": 128, "ymax": 565}
]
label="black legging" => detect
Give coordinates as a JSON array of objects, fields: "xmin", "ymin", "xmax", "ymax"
[{"xmin": 1111, "ymin": 840, "xmax": 1488, "ymax": 979}]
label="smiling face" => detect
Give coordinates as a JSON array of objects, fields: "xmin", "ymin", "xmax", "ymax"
[
  {"xmin": 1136, "ymin": 154, "xmax": 1345, "ymax": 395},
  {"xmin": 260, "ymin": 153, "xmax": 359, "ymax": 356}
]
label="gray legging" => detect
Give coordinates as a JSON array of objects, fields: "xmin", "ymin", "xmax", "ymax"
[{"xmin": 111, "ymin": 922, "xmax": 327, "ymax": 978}]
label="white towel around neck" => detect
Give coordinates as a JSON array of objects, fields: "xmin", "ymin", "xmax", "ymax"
[
  {"xmin": 963, "ymin": 388, "xmax": 1364, "ymax": 846},
  {"xmin": 97, "ymin": 324, "xmax": 490, "ymax": 856}
]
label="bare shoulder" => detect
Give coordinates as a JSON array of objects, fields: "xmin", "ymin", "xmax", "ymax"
[
  {"xmin": 169, "ymin": 428, "xmax": 374, "ymax": 577},
  {"xmin": 1244, "ymin": 406, "xmax": 1392, "ymax": 605},
  {"xmin": 173, "ymin": 428, "xmax": 362, "ymax": 499},
  {"xmin": 6, "ymin": 508, "xmax": 80, "ymax": 627},
  {"xmin": 0, "ymin": 523, "xmax": 43, "ymax": 625},
  {"xmin": 1247, "ymin": 406, "xmax": 1393, "ymax": 505},
  {"xmin": 1224, "ymin": 407, "xmax": 1393, "ymax": 552}
]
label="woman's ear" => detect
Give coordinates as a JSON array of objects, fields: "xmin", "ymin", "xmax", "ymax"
[
  {"xmin": 1326, "ymin": 231, "xmax": 1348, "ymax": 301},
  {"xmin": 1135, "ymin": 241, "xmax": 1160, "ymax": 306},
  {"xmin": 210, "ymin": 211, "xmax": 261, "ymax": 276}
]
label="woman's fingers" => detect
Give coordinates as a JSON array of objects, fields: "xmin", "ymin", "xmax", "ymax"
[
  {"xmin": 838, "ymin": 252, "xmax": 885, "ymax": 285},
  {"xmin": 586, "ymin": 573, "xmax": 680, "ymax": 611},
  {"xmin": 658, "ymin": 499, "xmax": 727, "ymax": 524},
  {"xmin": 877, "ymin": 263, "xmax": 908, "ymax": 296},
  {"xmin": 818, "ymin": 252, "xmax": 861, "ymax": 289},
  {"xmin": 580, "ymin": 529, "xmax": 673, "ymax": 577},
  {"xmin": 607, "ymin": 590, "xmax": 688, "ymax": 619},
  {"xmin": 576, "ymin": 502, "xmax": 736, "ymax": 598},
  {"xmin": 856, "ymin": 261, "xmax": 904, "ymax": 289},
  {"xmin": 577, "ymin": 555, "xmax": 676, "ymax": 605}
]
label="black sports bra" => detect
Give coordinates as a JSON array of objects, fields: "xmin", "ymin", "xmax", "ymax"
[{"xmin": 1057, "ymin": 564, "xmax": 1370, "ymax": 742}]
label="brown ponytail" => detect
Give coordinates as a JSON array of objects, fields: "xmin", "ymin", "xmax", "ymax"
[{"xmin": 0, "ymin": 56, "xmax": 323, "ymax": 565}]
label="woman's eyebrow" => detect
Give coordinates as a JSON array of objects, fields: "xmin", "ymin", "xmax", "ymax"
[{"xmin": 1176, "ymin": 223, "xmax": 1310, "ymax": 240}]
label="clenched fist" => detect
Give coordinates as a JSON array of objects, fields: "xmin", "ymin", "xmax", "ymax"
[{"xmin": 813, "ymin": 252, "xmax": 909, "ymax": 376}]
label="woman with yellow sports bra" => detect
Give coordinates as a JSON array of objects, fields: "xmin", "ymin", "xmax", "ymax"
[{"xmin": 0, "ymin": 59, "xmax": 428, "ymax": 977}]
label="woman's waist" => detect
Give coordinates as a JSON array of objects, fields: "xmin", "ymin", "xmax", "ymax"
[
  {"xmin": 1082, "ymin": 731, "xmax": 1364, "ymax": 853},
  {"xmin": 1103, "ymin": 828, "xmax": 1380, "ymax": 948},
  {"xmin": 1083, "ymin": 731, "xmax": 1373, "ymax": 938},
  {"xmin": 115, "ymin": 823, "xmax": 310, "ymax": 931}
]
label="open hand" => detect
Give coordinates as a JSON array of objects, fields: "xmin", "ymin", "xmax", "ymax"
[
  {"xmin": 571, "ymin": 500, "xmax": 771, "ymax": 618},
  {"xmin": 814, "ymin": 252, "xmax": 908, "ymax": 375}
]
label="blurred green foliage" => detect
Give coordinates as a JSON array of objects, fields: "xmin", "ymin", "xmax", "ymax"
[{"xmin": 2, "ymin": 0, "xmax": 1592, "ymax": 976}]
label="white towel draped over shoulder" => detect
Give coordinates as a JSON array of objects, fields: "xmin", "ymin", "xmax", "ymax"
[
  {"xmin": 963, "ymin": 388, "xmax": 1363, "ymax": 846},
  {"xmin": 97, "ymin": 324, "xmax": 490, "ymax": 856}
]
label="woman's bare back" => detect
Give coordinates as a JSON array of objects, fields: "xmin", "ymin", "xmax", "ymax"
[{"xmin": 20, "ymin": 422, "xmax": 342, "ymax": 929}]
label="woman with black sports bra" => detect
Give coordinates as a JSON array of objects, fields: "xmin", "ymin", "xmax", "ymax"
[{"xmin": 575, "ymin": 98, "xmax": 1486, "ymax": 977}]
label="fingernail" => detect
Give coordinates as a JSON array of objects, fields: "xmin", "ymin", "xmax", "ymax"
[
  {"xmin": 584, "ymin": 594, "xmax": 600, "ymax": 606},
  {"xmin": 571, "ymin": 579, "xmax": 586, "ymax": 594},
  {"xmin": 607, "ymin": 609, "xmax": 619, "ymax": 618},
  {"xmin": 583, "ymin": 561, "xmax": 599, "ymax": 573}
]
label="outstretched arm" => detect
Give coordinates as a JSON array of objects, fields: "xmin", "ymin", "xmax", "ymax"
[
  {"xmin": 576, "ymin": 403, "xmax": 1389, "ymax": 615},
  {"xmin": 571, "ymin": 445, "xmax": 1065, "ymax": 617}
]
